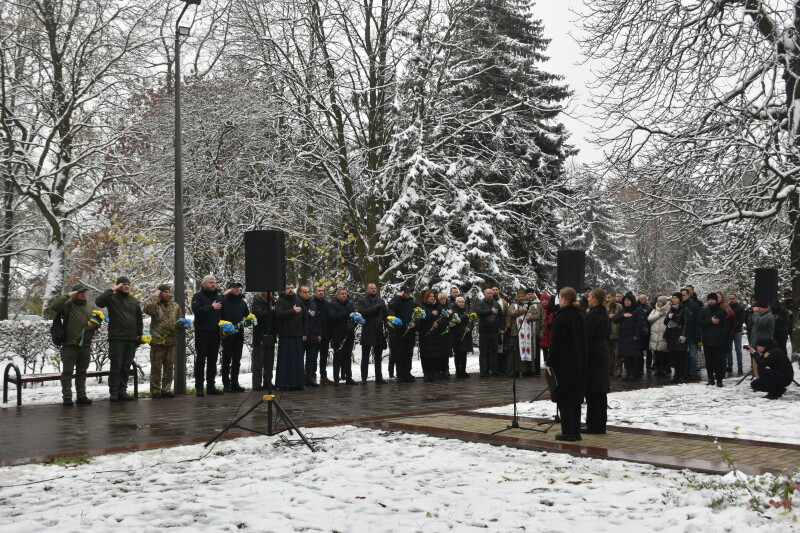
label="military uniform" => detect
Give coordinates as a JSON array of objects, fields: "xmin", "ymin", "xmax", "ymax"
[
  {"xmin": 47, "ymin": 283, "xmax": 95, "ymax": 405},
  {"xmin": 143, "ymin": 285, "xmax": 183, "ymax": 397},
  {"xmin": 95, "ymin": 277, "xmax": 143, "ymax": 400}
]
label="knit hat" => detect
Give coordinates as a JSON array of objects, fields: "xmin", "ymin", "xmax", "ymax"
[
  {"xmin": 657, "ymin": 295, "xmax": 669, "ymax": 304},
  {"xmin": 540, "ymin": 293, "xmax": 551, "ymax": 301},
  {"xmin": 706, "ymin": 293, "xmax": 718, "ymax": 301},
  {"xmin": 158, "ymin": 284, "xmax": 172, "ymax": 292},
  {"xmin": 524, "ymin": 288, "xmax": 536, "ymax": 294},
  {"xmin": 672, "ymin": 292, "xmax": 683, "ymax": 300},
  {"xmin": 623, "ymin": 291, "xmax": 636, "ymax": 305},
  {"xmin": 116, "ymin": 276, "xmax": 131, "ymax": 284},
  {"xmin": 755, "ymin": 338, "xmax": 773, "ymax": 349}
]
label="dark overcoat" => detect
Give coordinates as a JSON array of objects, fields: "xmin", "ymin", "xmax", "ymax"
[
  {"xmin": 546, "ymin": 305, "xmax": 588, "ymax": 403},
  {"xmin": 613, "ymin": 305, "xmax": 644, "ymax": 359},
  {"xmin": 584, "ymin": 305, "xmax": 610, "ymax": 394}
]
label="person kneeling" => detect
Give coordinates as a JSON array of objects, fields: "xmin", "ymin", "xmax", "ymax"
[{"xmin": 747, "ymin": 338, "xmax": 794, "ymax": 400}]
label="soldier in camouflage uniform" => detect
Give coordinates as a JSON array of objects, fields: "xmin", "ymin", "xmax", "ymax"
[
  {"xmin": 143, "ymin": 284, "xmax": 184, "ymax": 398},
  {"xmin": 47, "ymin": 282, "xmax": 97, "ymax": 406}
]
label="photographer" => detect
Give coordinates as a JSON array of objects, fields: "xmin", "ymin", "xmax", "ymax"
[{"xmin": 747, "ymin": 338, "xmax": 794, "ymax": 399}]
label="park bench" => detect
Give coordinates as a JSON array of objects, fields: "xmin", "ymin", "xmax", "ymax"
[{"xmin": 3, "ymin": 361, "xmax": 142, "ymax": 407}]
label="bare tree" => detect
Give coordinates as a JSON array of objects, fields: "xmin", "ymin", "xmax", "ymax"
[{"xmin": 580, "ymin": 1, "xmax": 800, "ymax": 299}]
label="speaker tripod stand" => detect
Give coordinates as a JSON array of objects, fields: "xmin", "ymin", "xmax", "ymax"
[
  {"xmin": 525, "ymin": 384, "xmax": 560, "ymax": 433},
  {"xmin": 204, "ymin": 392, "xmax": 317, "ymax": 452}
]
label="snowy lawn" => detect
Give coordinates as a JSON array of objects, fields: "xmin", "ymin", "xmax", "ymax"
[
  {"xmin": 0, "ymin": 425, "xmax": 798, "ymax": 532},
  {"xmin": 476, "ymin": 375, "xmax": 800, "ymax": 444}
]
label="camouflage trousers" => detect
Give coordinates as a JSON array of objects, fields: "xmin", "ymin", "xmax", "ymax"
[{"xmin": 150, "ymin": 344, "xmax": 176, "ymax": 394}]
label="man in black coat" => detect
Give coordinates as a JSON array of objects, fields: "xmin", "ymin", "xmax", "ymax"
[
  {"xmin": 475, "ymin": 288, "xmax": 504, "ymax": 377},
  {"xmin": 313, "ymin": 286, "xmax": 333, "ymax": 385},
  {"xmin": 681, "ymin": 288, "xmax": 702, "ymax": 380},
  {"xmin": 251, "ymin": 292, "xmax": 275, "ymax": 390},
  {"xmin": 388, "ymin": 285, "xmax": 417, "ymax": 382},
  {"xmin": 727, "ymin": 293, "xmax": 746, "ymax": 375},
  {"xmin": 298, "ymin": 286, "xmax": 322, "ymax": 387},
  {"xmin": 748, "ymin": 338, "xmax": 794, "ymax": 399},
  {"xmin": 329, "ymin": 287, "xmax": 358, "ymax": 385},
  {"xmin": 220, "ymin": 281, "xmax": 249, "ymax": 392},
  {"xmin": 700, "ymin": 293, "xmax": 729, "ymax": 387},
  {"xmin": 357, "ymin": 283, "xmax": 389, "ymax": 384},
  {"xmin": 546, "ymin": 289, "xmax": 588, "ymax": 441},
  {"xmin": 190, "ymin": 275, "xmax": 225, "ymax": 396}
]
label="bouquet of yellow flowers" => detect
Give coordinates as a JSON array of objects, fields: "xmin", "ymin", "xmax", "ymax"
[
  {"xmin": 462, "ymin": 313, "xmax": 478, "ymax": 339},
  {"xmin": 140, "ymin": 332, "xmax": 153, "ymax": 345},
  {"xmin": 236, "ymin": 313, "xmax": 258, "ymax": 331},
  {"xmin": 404, "ymin": 307, "xmax": 426, "ymax": 336}
]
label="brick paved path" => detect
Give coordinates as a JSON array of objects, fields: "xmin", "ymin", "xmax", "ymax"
[{"xmin": 2, "ymin": 374, "xmax": 793, "ymax": 475}]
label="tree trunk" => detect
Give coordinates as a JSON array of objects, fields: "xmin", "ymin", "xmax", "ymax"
[
  {"xmin": 0, "ymin": 175, "xmax": 12, "ymax": 320},
  {"xmin": 789, "ymin": 192, "xmax": 800, "ymax": 359},
  {"xmin": 42, "ymin": 241, "xmax": 66, "ymax": 309}
]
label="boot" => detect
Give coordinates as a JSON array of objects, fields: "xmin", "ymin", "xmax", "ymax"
[
  {"xmin": 63, "ymin": 398, "xmax": 74, "ymax": 407},
  {"xmin": 320, "ymin": 376, "xmax": 333, "ymax": 385},
  {"xmin": 345, "ymin": 378, "xmax": 359, "ymax": 386},
  {"xmin": 118, "ymin": 392, "xmax": 135, "ymax": 401},
  {"xmin": 206, "ymin": 387, "xmax": 223, "ymax": 395},
  {"xmin": 231, "ymin": 384, "xmax": 246, "ymax": 392},
  {"xmin": 716, "ymin": 380, "xmax": 723, "ymax": 387},
  {"xmin": 76, "ymin": 397, "xmax": 92, "ymax": 405},
  {"xmin": 196, "ymin": 387, "xmax": 205, "ymax": 397}
]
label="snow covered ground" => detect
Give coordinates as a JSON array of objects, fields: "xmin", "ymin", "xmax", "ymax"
[
  {"xmin": 0, "ymin": 425, "xmax": 798, "ymax": 532},
  {"xmin": 476, "ymin": 374, "xmax": 800, "ymax": 444}
]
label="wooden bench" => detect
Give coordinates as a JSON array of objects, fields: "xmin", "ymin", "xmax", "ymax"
[{"xmin": 3, "ymin": 361, "xmax": 141, "ymax": 407}]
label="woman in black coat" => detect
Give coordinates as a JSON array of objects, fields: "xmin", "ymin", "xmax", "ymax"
[
  {"xmin": 663, "ymin": 292, "xmax": 691, "ymax": 384},
  {"xmin": 613, "ymin": 292, "xmax": 644, "ymax": 381},
  {"xmin": 417, "ymin": 290, "xmax": 442, "ymax": 382},
  {"xmin": 450, "ymin": 296, "xmax": 473, "ymax": 378},
  {"xmin": 584, "ymin": 289, "xmax": 611, "ymax": 434},
  {"xmin": 546, "ymin": 287, "xmax": 588, "ymax": 442}
]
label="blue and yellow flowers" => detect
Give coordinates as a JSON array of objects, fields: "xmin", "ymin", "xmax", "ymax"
[
  {"xmin": 236, "ymin": 313, "xmax": 258, "ymax": 331},
  {"xmin": 218, "ymin": 320, "xmax": 236, "ymax": 339},
  {"xmin": 140, "ymin": 332, "xmax": 153, "ymax": 345},
  {"xmin": 157, "ymin": 317, "xmax": 193, "ymax": 343},
  {"xmin": 404, "ymin": 307, "xmax": 426, "ymax": 336},
  {"xmin": 73, "ymin": 309, "xmax": 108, "ymax": 346}
]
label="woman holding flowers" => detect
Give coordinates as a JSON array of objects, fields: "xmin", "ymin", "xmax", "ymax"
[
  {"xmin": 418, "ymin": 290, "xmax": 443, "ymax": 382},
  {"xmin": 451, "ymin": 297, "xmax": 473, "ymax": 378},
  {"xmin": 46, "ymin": 282, "xmax": 98, "ymax": 406},
  {"xmin": 143, "ymin": 284, "xmax": 185, "ymax": 399}
]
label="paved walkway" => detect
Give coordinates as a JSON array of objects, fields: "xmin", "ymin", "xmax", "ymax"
[{"xmin": 2, "ymin": 373, "xmax": 793, "ymax": 475}]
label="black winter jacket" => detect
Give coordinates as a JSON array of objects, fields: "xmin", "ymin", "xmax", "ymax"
[
  {"xmin": 664, "ymin": 305, "xmax": 692, "ymax": 352},
  {"xmin": 584, "ymin": 305, "xmax": 610, "ymax": 394},
  {"xmin": 357, "ymin": 294, "xmax": 388, "ymax": 346},
  {"xmin": 251, "ymin": 294, "xmax": 275, "ymax": 344},
  {"xmin": 474, "ymin": 298, "xmax": 503, "ymax": 333},
  {"xmin": 313, "ymin": 296, "xmax": 331, "ymax": 339},
  {"xmin": 700, "ymin": 303, "xmax": 729, "ymax": 347},
  {"xmin": 191, "ymin": 288, "xmax": 223, "ymax": 332},
  {"xmin": 388, "ymin": 295, "xmax": 416, "ymax": 333},
  {"xmin": 546, "ymin": 305, "xmax": 588, "ymax": 403},
  {"xmin": 329, "ymin": 298, "xmax": 356, "ymax": 342},
  {"xmin": 274, "ymin": 292, "xmax": 308, "ymax": 337},
  {"xmin": 451, "ymin": 306, "xmax": 473, "ymax": 353},
  {"xmin": 221, "ymin": 293, "xmax": 250, "ymax": 335},
  {"xmin": 301, "ymin": 297, "xmax": 321, "ymax": 343},
  {"xmin": 613, "ymin": 305, "xmax": 643, "ymax": 358}
]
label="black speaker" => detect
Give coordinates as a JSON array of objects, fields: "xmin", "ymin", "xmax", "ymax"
[
  {"xmin": 244, "ymin": 230, "xmax": 287, "ymax": 292},
  {"xmin": 753, "ymin": 268, "xmax": 778, "ymax": 304},
  {"xmin": 556, "ymin": 250, "xmax": 585, "ymax": 292}
]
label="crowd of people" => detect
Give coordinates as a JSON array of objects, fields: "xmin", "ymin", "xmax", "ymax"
[{"xmin": 45, "ymin": 277, "xmax": 797, "ymax": 426}]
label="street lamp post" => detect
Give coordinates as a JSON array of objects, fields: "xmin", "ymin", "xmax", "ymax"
[{"xmin": 174, "ymin": 0, "xmax": 199, "ymax": 395}]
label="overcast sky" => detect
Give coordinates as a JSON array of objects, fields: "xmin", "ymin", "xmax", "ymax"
[{"xmin": 535, "ymin": 0, "xmax": 600, "ymax": 164}]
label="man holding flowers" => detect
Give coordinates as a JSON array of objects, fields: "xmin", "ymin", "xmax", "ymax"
[
  {"xmin": 47, "ymin": 282, "xmax": 98, "ymax": 406},
  {"xmin": 96, "ymin": 276, "xmax": 144, "ymax": 402},
  {"xmin": 220, "ymin": 281, "xmax": 249, "ymax": 393},
  {"xmin": 143, "ymin": 284, "xmax": 184, "ymax": 399}
]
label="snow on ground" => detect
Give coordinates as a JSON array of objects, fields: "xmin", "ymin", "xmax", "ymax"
[
  {"xmin": 476, "ymin": 375, "xmax": 800, "ymax": 444},
  {"xmin": 0, "ymin": 426, "xmax": 797, "ymax": 532},
  {"xmin": 2, "ymin": 350, "xmax": 487, "ymax": 407}
]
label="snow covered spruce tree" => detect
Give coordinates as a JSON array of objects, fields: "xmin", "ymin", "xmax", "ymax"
[
  {"xmin": 579, "ymin": 1, "xmax": 800, "ymax": 299},
  {"xmin": 382, "ymin": 0, "xmax": 576, "ymax": 290}
]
